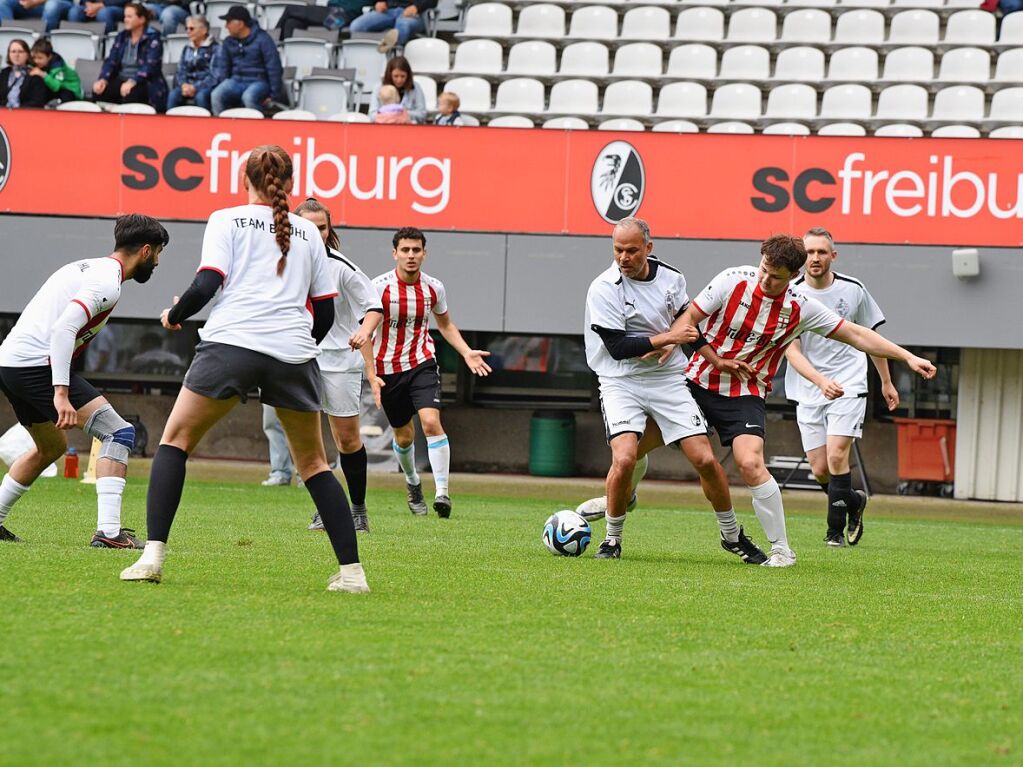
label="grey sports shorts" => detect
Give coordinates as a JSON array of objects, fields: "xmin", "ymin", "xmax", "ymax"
[{"xmin": 183, "ymin": 341, "xmax": 322, "ymax": 412}]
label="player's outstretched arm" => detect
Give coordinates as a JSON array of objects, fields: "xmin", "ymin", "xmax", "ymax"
[
  {"xmin": 785, "ymin": 338, "xmax": 844, "ymax": 400},
  {"xmin": 829, "ymin": 322, "xmax": 936, "ymax": 379},
  {"xmin": 869, "ymin": 354, "xmax": 900, "ymax": 411},
  {"xmin": 434, "ymin": 312, "xmax": 492, "ymax": 377},
  {"xmin": 349, "ymin": 310, "xmax": 383, "ymax": 351}
]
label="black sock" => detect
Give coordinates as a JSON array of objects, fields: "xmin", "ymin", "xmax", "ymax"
[
  {"xmin": 827, "ymin": 472, "xmax": 855, "ymax": 537},
  {"xmin": 338, "ymin": 446, "xmax": 368, "ymax": 507},
  {"xmin": 819, "ymin": 481, "xmax": 830, "ymax": 495},
  {"xmin": 305, "ymin": 470, "xmax": 359, "ymax": 565},
  {"xmin": 146, "ymin": 444, "xmax": 188, "ymax": 543}
]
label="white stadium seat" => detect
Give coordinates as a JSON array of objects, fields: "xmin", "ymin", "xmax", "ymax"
[
  {"xmin": 281, "ymin": 37, "xmax": 334, "ymax": 76},
  {"xmin": 56, "ymin": 100, "xmax": 103, "ymax": 112},
  {"xmin": 989, "ymin": 125, "xmax": 1023, "ymax": 138},
  {"xmin": 298, "ymin": 73, "xmax": 353, "ymax": 119},
  {"xmin": 218, "ymin": 107, "xmax": 265, "ymax": 119},
  {"xmin": 780, "ymin": 9, "xmax": 831, "ymax": 43},
  {"xmin": 460, "ymin": 114, "xmax": 481, "ymax": 126},
  {"xmin": 707, "ymin": 121, "xmax": 755, "ymax": 133},
  {"xmin": 601, "ymin": 80, "xmax": 654, "ymax": 116},
  {"xmin": 994, "ymin": 49, "xmax": 1023, "ymax": 82},
  {"xmin": 938, "ymin": 48, "xmax": 990, "ymax": 83},
  {"xmin": 774, "ymin": 47, "xmax": 825, "ymax": 82},
  {"xmin": 988, "ymin": 87, "xmax": 1023, "ymax": 122},
  {"xmin": 418, "ymin": 74, "xmax": 438, "ymax": 110},
  {"xmin": 827, "ymin": 47, "xmax": 879, "ymax": 81},
  {"xmin": 621, "ymin": 6, "xmax": 671, "ymax": 40},
  {"xmin": 612, "ymin": 43, "xmax": 663, "ymax": 77},
  {"xmin": 763, "ymin": 122, "xmax": 811, "ymax": 135},
  {"xmin": 559, "ymin": 42, "xmax": 610, "ymax": 76},
  {"xmin": 726, "ymin": 8, "xmax": 777, "ymax": 42},
  {"xmin": 163, "ymin": 33, "xmax": 189, "ymax": 64},
  {"xmin": 326, "ymin": 111, "xmax": 371, "ymax": 122},
  {"xmin": 49, "ymin": 27, "xmax": 101, "ymax": 64},
  {"xmin": 833, "ymin": 10, "xmax": 885, "ymax": 45},
  {"xmin": 999, "ymin": 13, "xmax": 1023, "ymax": 45},
  {"xmin": 494, "ymin": 77, "xmax": 546, "ymax": 113},
  {"xmin": 548, "ymin": 79, "xmax": 599, "ymax": 114},
  {"xmin": 719, "ymin": 45, "xmax": 771, "ymax": 80},
  {"xmin": 542, "ymin": 116, "xmax": 590, "ymax": 129},
  {"xmin": 820, "ymin": 84, "xmax": 873, "ymax": 120},
  {"xmin": 709, "ymin": 83, "xmax": 762, "ymax": 120},
  {"xmin": 893, "ymin": 0, "xmax": 941, "ymax": 7},
  {"xmin": 666, "ymin": 44, "xmax": 717, "ymax": 79},
  {"xmin": 272, "ymin": 109, "xmax": 317, "ymax": 121},
  {"xmin": 931, "ymin": 85, "xmax": 985, "ymax": 122},
  {"xmin": 515, "ymin": 4, "xmax": 565, "ymax": 38},
  {"xmin": 651, "ymin": 119, "xmax": 700, "ymax": 132},
  {"xmin": 764, "ymin": 83, "xmax": 818, "ymax": 119},
  {"xmin": 339, "ymin": 40, "xmax": 387, "ymax": 90},
  {"xmin": 404, "ymin": 38, "xmax": 451, "ymax": 75},
  {"xmin": 452, "ymin": 39, "xmax": 503, "ymax": 74},
  {"xmin": 568, "ymin": 5, "xmax": 619, "ymax": 40},
  {"xmin": 874, "ymin": 123, "xmax": 924, "ymax": 136},
  {"xmin": 108, "ymin": 103, "xmax": 155, "ymax": 114},
  {"xmin": 598, "ymin": 117, "xmax": 646, "ymax": 131},
  {"xmin": 462, "ymin": 3, "xmax": 513, "ymax": 36},
  {"xmin": 888, "ymin": 10, "xmax": 939, "ymax": 46},
  {"xmin": 488, "ymin": 115, "xmax": 535, "ymax": 127},
  {"xmin": 944, "ymin": 10, "xmax": 995, "ymax": 45},
  {"xmin": 930, "ymin": 124, "xmax": 981, "ymax": 138},
  {"xmin": 444, "ymin": 76, "xmax": 492, "ymax": 112},
  {"xmin": 875, "ymin": 84, "xmax": 929, "ymax": 121},
  {"xmin": 655, "ymin": 82, "xmax": 708, "ymax": 117},
  {"xmin": 166, "ymin": 105, "xmax": 212, "ymax": 117},
  {"xmin": 841, "ymin": 0, "xmax": 888, "ymax": 7},
  {"xmin": 506, "ymin": 41, "xmax": 557, "ymax": 76},
  {"xmin": 882, "ymin": 47, "xmax": 934, "ymax": 81},
  {"xmin": 674, "ymin": 7, "xmax": 725, "ymax": 41},
  {"xmin": 817, "ymin": 122, "xmax": 868, "ymax": 136}
]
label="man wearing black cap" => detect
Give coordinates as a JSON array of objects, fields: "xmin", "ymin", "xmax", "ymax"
[{"xmin": 208, "ymin": 4, "xmax": 284, "ymax": 115}]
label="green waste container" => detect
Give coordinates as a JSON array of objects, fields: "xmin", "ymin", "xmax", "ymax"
[{"xmin": 529, "ymin": 411, "xmax": 576, "ymax": 477}]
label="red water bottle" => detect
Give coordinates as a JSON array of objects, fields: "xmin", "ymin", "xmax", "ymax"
[{"xmin": 64, "ymin": 447, "xmax": 79, "ymax": 479}]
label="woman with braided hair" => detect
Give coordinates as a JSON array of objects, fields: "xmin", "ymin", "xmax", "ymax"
[{"xmin": 120, "ymin": 144, "xmax": 369, "ymax": 593}]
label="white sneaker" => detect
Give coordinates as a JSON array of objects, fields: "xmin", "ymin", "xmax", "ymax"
[
  {"xmin": 760, "ymin": 546, "xmax": 797, "ymax": 568},
  {"xmin": 327, "ymin": 563, "xmax": 370, "ymax": 593},
  {"xmin": 120, "ymin": 560, "xmax": 163, "ymax": 582},
  {"xmin": 575, "ymin": 492, "xmax": 637, "ymax": 521},
  {"xmin": 261, "ymin": 475, "xmax": 290, "ymax": 487}
]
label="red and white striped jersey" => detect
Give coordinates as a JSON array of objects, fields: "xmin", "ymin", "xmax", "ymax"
[
  {"xmin": 686, "ymin": 266, "xmax": 843, "ymax": 398},
  {"xmin": 372, "ymin": 269, "xmax": 448, "ymax": 376}
]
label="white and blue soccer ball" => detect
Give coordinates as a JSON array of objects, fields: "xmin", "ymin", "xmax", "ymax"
[{"xmin": 542, "ymin": 510, "xmax": 591, "ymax": 557}]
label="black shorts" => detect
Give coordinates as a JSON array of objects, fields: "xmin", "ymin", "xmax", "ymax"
[
  {"xmin": 0, "ymin": 365, "xmax": 102, "ymax": 426},
  {"xmin": 686, "ymin": 380, "xmax": 766, "ymax": 447},
  {"xmin": 183, "ymin": 341, "xmax": 322, "ymax": 412},
  {"xmin": 379, "ymin": 360, "xmax": 442, "ymax": 428}
]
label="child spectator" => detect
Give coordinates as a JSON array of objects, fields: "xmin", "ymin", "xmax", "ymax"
[
  {"xmin": 26, "ymin": 38, "xmax": 82, "ymax": 106},
  {"xmin": 373, "ymin": 84, "xmax": 410, "ymax": 124},
  {"xmin": 433, "ymin": 91, "xmax": 463, "ymax": 126}
]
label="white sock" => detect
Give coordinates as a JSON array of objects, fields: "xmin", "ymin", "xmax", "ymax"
[
  {"xmin": 715, "ymin": 509, "xmax": 740, "ymax": 543},
  {"xmin": 630, "ymin": 454, "xmax": 648, "ymax": 495},
  {"xmin": 750, "ymin": 477, "xmax": 789, "ymax": 550},
  {"xmin": 605, "ymin": 512, "xmax": 625, "ymax": 541},
  {"xmin": 96, "ymin": 476, "xmax": 126, "ymax": 537},
  {"xmin": 426, "ymin": 434, "xmax": 450, "ymax": 497},
  {"xmin": 0, "ymin": 473, "xmax": 30, "ymax": 527},
  {"xmin": 138, "ymin": 540, "xmax": 166, "ymax": 568},
  {"xmin": 392, "ymin": 440, "xmax": 420, "ymax": 486}
]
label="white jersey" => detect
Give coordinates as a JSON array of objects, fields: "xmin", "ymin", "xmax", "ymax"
[
  {"xmin": 784, "ymin": 271, "xmax": 886, "ymax": 406},
  {"xmin": 197, "ymin": 204, "xmax": 336, "ymax": 364},
  {"xmin": 687, "ymin": 266, "xmax": 844, "ymax": 398},
  {"xmin": 584, "ymin": 258, "xmax": 691, "ymax": 379},
  {"xmin": 318, "ymin": 249, "xmax": 383, "ymax": 373},
  {"xmin": 0, "ymin": 256, "xmax": 122, "ymax": 370},
  {"xmin": 371, "ymin": 269, "xmax": 448, "ymax": 376}
]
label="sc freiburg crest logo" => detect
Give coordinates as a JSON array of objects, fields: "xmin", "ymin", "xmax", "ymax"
[
  {"xmin": 0, "ymin": 126, "xmax": 10, "ymax": 194},
  {"xmin": 591, "ymin": 141, "xmax": 644, "ymax": 224}
]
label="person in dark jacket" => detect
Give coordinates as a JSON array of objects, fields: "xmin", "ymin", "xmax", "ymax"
[
  {"xmin": 25, "ymin": 38, "xmax": 82, "ymax": 106},
  {"xmin": 93, "ymin": 1, "xmax": 167, "ymax": 110},
  {"xmin": 0, "ymin": 39, "xmax": 32, "ymax": 108},
  {"xmin": 348, "ymin": 0, "xmax": 437, "ymax": 53},
  {"xmin": 209, "ymin": 5, "xmax": 284, "ymax": 116},
  {"xmin": 275, "ymin": 0, "xmax": 363, "ymax": 40},
  {"xmin": 166, "ymin": 14, "xmax": 217, "ymax": 110},
  {"xmin": 68, "ymin": 0, "xmax": 126, "ymax": 34}
]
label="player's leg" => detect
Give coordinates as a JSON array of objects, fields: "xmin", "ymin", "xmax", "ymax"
[
  {"xmin": 824, "ymin": 396, "xmax": 868, "ymax": 546},
  {"xmin": 0, "ymin": 420, "xmax": 66, "ymax": 541},
  {"xmin": 732, "ymin": 434, "xmax": 795, "ymax": 567},
  {"xmin": 418, "ymin": 407, "xmax": 452, "ymax": 518},
  {"xmin": 261, "ymin": 403, "xmax": 294, "ymax": 486},
  {"xmin": 277, "ymin": 407, "xmax": 367, "ymax": 593},
  {"xmin": 76, "ymin": 395, "xmax": 143, "ymax": 548},
  {"xmin": 575, "ymin": 416, "xmax": 658, "ymax": 522},
  {"xmin": 327, "ymin": 414, "xmax": 369, "ymax": 531},
  {"xmin": 121, "ymin": 388, "xmax": 237, "ymax": 582},
  {"xmin": 796, "ymin": 403, "xmax": 837, "ymax": 543},
  {"xmin": 598, "ymin": 431, "xmax": 639, "ymax": 559},
  {"xmin": 380, "ymin": 370, "xmax": 428, "ymax": 515}
]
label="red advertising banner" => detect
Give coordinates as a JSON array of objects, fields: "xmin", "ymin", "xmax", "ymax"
[{"xmin": 0, "ymin": 111, "xmax": 1020, "ymax": 246}]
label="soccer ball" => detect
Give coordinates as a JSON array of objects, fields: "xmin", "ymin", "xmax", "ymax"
[{"xmin": 542, "ymin": 510, "xmax": 592, "ymax": 557}]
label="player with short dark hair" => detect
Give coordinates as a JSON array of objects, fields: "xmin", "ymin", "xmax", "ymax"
[
  {"xmin": 119, "ymin": 145, "xmax": 368, "ymax": 593},
  {"xmin": 783, "ymin": 227, "xmax": 900, "ymax": 547},
  {"xmin": 663, "ymin": 234, "xmax": 937, "ymax": 567},
  {"xmin": 367, "ymin": 227, "xmax": 490, "ymax": 518},
  {"xmin": 0, "ymin": 214, "xmax": 168, "ymax": 547}
]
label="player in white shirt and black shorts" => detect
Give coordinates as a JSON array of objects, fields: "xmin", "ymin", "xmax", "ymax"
[
  {"xmin": 783, "ymin": 227, "xmax": 901, "ymax": 548},
  {"xmin": 119, "ymin": 145, "xmax": 369, "ymax": 594},
  {"xmin": 0, "ymin": 214, "xmax": 168, "ymax": 549},
  {"xmin": 583, "ymin": 218, "xmax": 769, "ymax": 563},
  {"xmin": 367, "ymin": 227, "xmax": 491, "ymax": 519},
  {"xmin": 664, "ymin": 234, "xmax": 937, "ymax": 567},
  {"xmin": 294, "ymin": 198, "xmax": 383, "ymax": 534}
]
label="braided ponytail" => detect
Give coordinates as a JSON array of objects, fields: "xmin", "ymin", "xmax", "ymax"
[{"xmin": 245, "ymin": 145, "xmax": 293, "ymax": 276}]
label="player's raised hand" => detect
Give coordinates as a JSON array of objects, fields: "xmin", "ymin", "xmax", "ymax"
[
  {"xmin": 881, "ymin": 380, "xmax": 900, "ymax": 411},
  {"xmin": 640, "ymin": 344, "xmax": 675, "ymax": 365},
  {"xmin": 908, "ymin": 355, "xmax": 937, "ymax": 380},
  {"xmin": 161, "ymin": 296, "xmax": 182, "ymax": 331},
  {"xmin": 53, "ymin": 389, "xmax": 76, "ymax": 430},
  {"xmin": 817, "ymin": 377, "xmax": 844, "ymax": 400},
  {"xmin": 463, "ymin": 350, "xmax": 492, "ymax": 377}
]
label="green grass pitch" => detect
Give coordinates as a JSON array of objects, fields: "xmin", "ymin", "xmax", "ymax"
[{"xmin": 0, "ymin": 472, "xmax": 1020, "ymax": 767}]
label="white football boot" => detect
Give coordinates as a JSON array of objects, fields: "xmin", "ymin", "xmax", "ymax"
[
  {"xmin": 327, "ymin": 563, "xmax": 370, "ymax": 593},
  {"xmin": 120, "ymin": 560, "xmax": 163, "ymax": 583},
  {"xmin": 760, "ymin": 546, "xmax": 797, "ymax": 568},
  {"xmin": 575, "ymin": 492, "xmax": 637, "ymax": 521}
]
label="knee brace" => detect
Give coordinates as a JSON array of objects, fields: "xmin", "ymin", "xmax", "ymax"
[{"xmin": 83, "ymin": 405, "xmax": 134, "ymax": 465}]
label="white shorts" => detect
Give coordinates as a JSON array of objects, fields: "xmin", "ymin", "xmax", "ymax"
[
  {"xmin": 599, "ymin": 373, "xmax": 707, "ymax": 446},
  {"xmin": 320, "ymin": 370, "xmax": 364, "ymax": 417},
  {"xmin": 796, "ymin": 396, "xmax": 867, "ymax": 452}
]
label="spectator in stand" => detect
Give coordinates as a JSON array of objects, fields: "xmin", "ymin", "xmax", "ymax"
[
  {"xmin": 209, "ymin": 5, "xmax": 284, "ymax": 116},
  {"xmin": 167, "ymin": 14, "xmax": 217, "ymax": 111},
  {"xmin": 0, "ymin": 0, "xmax": 72, "ymax": 33},
  {"xmin": 348, "ymin": 0, "xmax": 436, "ymax": 54},
  {"xmin": 144, "ymin": 0, "xmax": 188, "ymax": 34},
  {"xmin": 68, "ymin": 0, "xmax": 126, "ymax": 34},
  {"xmin": 276, "ymin": 0, "xmax": 363, "ymax": 40},
  {"xmin": 93, "ymin": 2, "xmax": 167, "ymax": 110},
  {"xmin": 433, "ymin": 91, "xmax": 463, "ymax": 126},
  {"xmin": 24, "ymin": 38, "xmax": 82, "ymax": 106},
  {"xmin": 373, "ymin": 84, "xmax": 410, "ymax": 123},
  {"xmin": 0, "ymin": 40, "xmax": 31, "ymax": 108},
  {"xmin": 368, "ymin": 57, "xmax": 425, "ymax": 124}
]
